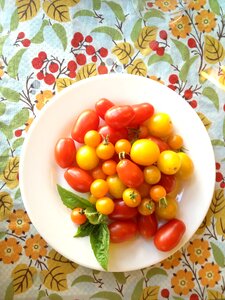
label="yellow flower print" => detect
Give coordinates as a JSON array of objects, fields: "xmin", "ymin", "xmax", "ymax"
[
  {"xmin": 171, "ymin": 269, "xmax": 195, "ymax": 295},
  {"xmin": 24, "ymin": 234, "xmax": 47, "ymax": 259},
  {"xmin": 148, "ymin": 75, "xmax": 165, "ymax": 84},
  {"xmin": 155, "ymin": 0, "xmax": 178, "ymax": 12},
  {"xmin": 8, "ymin": 209, "xmax": 31, "ymax": 235},
  {"xmin": 187, "ymin": 239, "xmax": 210, "ymax": 264},
  {"xmin": 195, "ymin": 10, "xmax": 216, "ymax": 33},
  {"xmin": 161, "ymin": 250, "xmax": 182, "ymax": 269},
  {"xmin": 0, "ymin": 238, "xmax": 22, "ymax": 264},
  {"xmin": 35, "ymin": 90, "xmax": 54, "ymax": 110},
  {"xmin": 170, "ymin": 15, "xmax": 191, "ymax": 39},
  {"xmin": 198, "ymin": 262, "xmax": 221, "ymax": 288},
  {"xmin": 25, "ymin": 118, "xmax": 34, "ymax": 132},
  {"xmin": 188, "ymin": 0, "xmax": 206, "ymax": 10}
]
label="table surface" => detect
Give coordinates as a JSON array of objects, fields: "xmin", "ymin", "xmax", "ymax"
[{"xmin": 0, "ymin": 1, "xmax": 225, "ymax": 299}]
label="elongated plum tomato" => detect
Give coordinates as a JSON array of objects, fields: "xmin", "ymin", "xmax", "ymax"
[
  {"xmin": 108, "ymin": 199, "xmax": 138, "ymax": 220},
  {"xmin": 129, "ymin": 103, "xmax": 155, "ymax": 127},
  {"xmin": 98, "ymin": 125, "xmax": 128, "ymax": 144},
  {"xmin": 95, "ymin": 98, "xmax": 114, "ymax": 120},
  {"xmin": 158, "ymin": 173, "xmax": 176, "ymax": 193},
  {"xmin": 117, "ymin": 159, "xmax": 144, "ymax": 188},
  {"xmin": 71, "ymin": 109, "xmax": 99, "ymax": 143},
  {"xmin": 64, "ymin": 167, "xmax": 93, "ymax": 193},
  {"xmin": 154, "ymin": 219, "xmax": 186, "ymax": 251},
  {"xmin": 109, "ymin": 220, "xmax": 138, "ymax": 243},
  {"xmin": 137, "ymin": 214, "xmax": 158, "ymax": 239},
  {"xmin": 105, "ymin": 105, "xmax": 135, "ymax": 129},
  {"xmin": 55, "ymin": 138, "xmax": 76, "ymax": 168}
]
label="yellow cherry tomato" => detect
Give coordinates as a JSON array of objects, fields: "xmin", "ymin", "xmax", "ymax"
[
  {"xmin": 130, "ymin": 139, "xmax": 160, "ymax": 166},
  {"xmin": 144, "ymin": 165, "xmax": 161, "ymax": 185},
  {"xmin": 138, "ymin": 198, "xmax": 155, "ymax": 215},
  {"xmin": 147, "ymin": 112, "xmax": 173, "ymax": 138},
  {"xmin": 122, "ymin": 188, "xmax": 141, "ymax": 207},
  {"xmin": 88, "ymin": 194, "xmax": 98, "ymax": 204},
  {"xmin": 176, "ymin": 152, "xmax": 194, "ymax": 180},
  {"xmin": 115, "ymin": 139, "xmax": 131, "ymax": 154},
  {"xmin": 155, "ymin": 197, "xmax": 178, "ymax": 220},
  {"xmin": 106, "ymin": 175, "xmax": 126, "ymax": 199},
  {"xmin": 96, "ymin": 141, "xmax": 115, "ymax": 160},
  {"xmin": 90, "ymin": 179, "xmax": 109, "ymax": 198},
  {"xmin": 150, "ymin": 185, "xmax": 166, "ymax": 202},
  {"xmin": 157, "ymin": 150, "xmax": 181, "ymax": 175},
  {"xmin": 167, "ymin": 134, "xmax": 183, "ymax": 150},
  {"xmin": 96, "ymin": 197, "xmax": 115, "ymax": 215},
  {"xmin": 84, "ymin": 130, "xmax": 102, "ymax": 148},
  {"xmin": 76, "ymin": 145, "xmax": 99, "ymax": 170}
]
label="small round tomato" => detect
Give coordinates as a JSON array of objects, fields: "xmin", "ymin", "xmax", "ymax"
[
  {"xmin": 109, "ymin": 199, "xmax": 138, "ymax": 220},
  {"xmin": 137, "ymin": 214, "xmax": 158, "ymax": 239},
  {"xmin": 150, "ymin": 185, "xmax": 166, "ymax": 202},
  {"xmin": 122, "ymin": 188, "xmax": 141, "ymax": 207},
  {"xmin": 71, "ymin": 208, "xmax": 87, "ymax": 225},
  {"xmin": 147, "ymin": 113, "xmax": 173, "ymax": 138},
  {"xmin": 137, "ymin": 182, "xmax": 151, "ymax": 198},
  {"xmin": 148, "ymin": 136, "xmax": 170, "ymax": 152},
  {"xmin": 129, "ymin": 103, "xmax": 155, "ymax": 127},
  {"xmin": 117, "ymin": 159, "xmax": 144, "ymax": 188},
  {"xmin": 144, "ymin": 165, "xmax": 161, "ymax": 185},
  {"xmin": 176, "ymin": 152, "xmax": 194, "ymax": 180},
  {"xmin": 96, "ymin": 197, "xmax": 115, "ymax": 215},
  {"xmin": 130, "ymin": 139, "xmax": 160, "ymax": 166},
  {"xmin": 109, "ymin": 220, "xmax": 138, "ymax": 243},
  {"xmin": 138, "ymin": 198, "xmax": 155, "ymax": 215},
  {"xmin": 157, "ymin": 150, "xmax": 181, "ymax": 175},
  {"xmin": 90, "ymin": 179, "xmax": 109, "ymax": 198},
  {"xmin": 167, "ymin": 134, "xmax": 183, "ymax": 150},
  {"xmin": 76, "ymin": 145, "xmax": 99, "ymax": 170},
  {"xmin": 96, "ymin": 140, "xmax": 115, "ymax": 160},
  {"xmin": 55, "ymin": 138, "xmax": 76, "ymax": 168},
  {"xmin": 84, "ymin": 130, "xmax": 102, "ymax": 148},
  {"xmin": 64, "ymin": 167, "xmax": 93, "ymax": 193},
  {"xmin": 91, "ymin": 165, "xmax": 106, "ymax": 180},
  {"xmin": 98, "ymin": 125, "xmax": 128, "ymax": 144},
  {"xmin": 95, "ymin": 98, "xmax": 114, "ymax": 120},
  {"xmin": 154, "ymin": 219, "xmax": 186, "ymax": 251},
  {"xmin": 88, "ymin": 194, "xmax": 97, "ymax": 204},
  {"xmin": 115, "ymin": 139, "xmax": 131, "ymax": 154},
  {"xmin": 105, "ymin": 105, "xmax": 135, "ymax": 129},
  {"xmin": 155, "ymin": 197, "xmax": 178, "ymax": 220},
  {"xmin": 102, "ymin": 160, "xmax": 117, "ymax": 176},
  {"xmin": 158, "ymin": 173, "xmax": 176, "ymax": 193},
  {"xmin": 106, "ymin": 175, "xmax": 127, "ymax": 199}
]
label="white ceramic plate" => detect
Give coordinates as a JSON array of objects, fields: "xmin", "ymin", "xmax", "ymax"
[{"xmin": 20, "ymin": 74, "xmax": 215, "ymax": 272}]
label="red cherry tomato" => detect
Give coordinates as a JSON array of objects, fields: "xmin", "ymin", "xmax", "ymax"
[
  {"xmin": 148, "ymin": 136, "xmax": 170, "ymax": 152},
  {"xmin": 129, "ymin": 103, "xmax": 155, "ymax": 127},
  {"xmin": 98, "ymin": 125, "xmax": 128, "ymax": 144},
  {"xmin": 158, "ymin": 173, "xmax": 176, "ymax": 193},
  {"xmin": 109, "ymin": 199, "xmax": 138, "ymax": 220},
  {"xmin": 55, "ymin": 138, "xmax": 76, "ymax": 168},
  {"xmin": 64, "ymin": 167, "xmax": 93, "ymax": 193},
  {"xmin": 71, "ymin": 109, "xmax": 99, "ymax": 143},
  {"xmin": 137, "ymin": 213, "xmax": 158, "ymax": 239},
  {"xmin": 109, "ymin": 220, "xmax": 138, "ymax": 243},
  {"xmin": 154, "ymin": 219, "xmax": 186, "ymax": 251},
  {"xmin": 117, "ymin": 159, "xmax": 144, "ymax": 188},
  {"xmin": 71, "ymin": 208, "xmax": 87, "ymax": 225},
  {"xmin": 105, "ymin": 105, "xmax": 135, "ymax": 129},
  {"xmin": 95, "ymin": 98, "xmax": 114, "ymax": 120}
]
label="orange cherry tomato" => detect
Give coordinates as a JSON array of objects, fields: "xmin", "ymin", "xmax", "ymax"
[
  {"xmin": 90, "ymin": 179, "xmax": 109, "ymax": 198},
  {"xmin": 91, "ymin": 165, "xmax": 106, "ymax": 180},
  {"xmin": 96, "ymin": 140, "xmax": 115, "ymax": 160},
  {"xmin": 71, "ymin": 208, "xmax": 87, "ymax": 225},
  {"xmin": 102, "ymin": 160, "xmax": 117, "ymax": 176},
  {"xmin": 84, "ymin": 130, "xmax": 102, "ymax": 148},
  {"xmin": 115, "ymin": 139, "xmax": 131, "ymax": 154},
  {"xmin": 150, "ymin": 185, "xmax": 167, "ymax": 202},
  {"xmin": 96, "ymin": 197, "xmax": 115, "ymax": 215},
  {"xmin": 167, "ymin": 134, "xmax": 183, "ymax": 150},
  {"xmin": 138, "ymin": 198, "xmax": 155, "ymax": 215}
]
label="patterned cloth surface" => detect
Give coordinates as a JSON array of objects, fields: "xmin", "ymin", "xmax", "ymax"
[{"xmin": 0, "ymin": 0, "xmax": 225, "ymax": 299}]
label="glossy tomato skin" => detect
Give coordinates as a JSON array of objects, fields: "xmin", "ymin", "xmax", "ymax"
[
  {"xmin": 98, "ymin": 125, "xmax": 128, "ymax": 144},
  {"xmin": 55, "ymin": 138, "xmax": 76, "ymax": 168},
  {"xmin": 154, "ymin": 219, "xmax": 186, "ymax": 251},
  {"xmin": 109, "ymin": 199, "xmax": 138, "ymax": 220},
  {"xmin": 137, "ymin": 214, "xmax": 158, "ymax": 239},
  {"xmin": 71, "ymin": 109, "xmax": 99, "ymax": 143},
  {"xmin": 105, "ymin": 105, "xmax": 135, "ymax": 129},
  {"xmin": 158, "ymin": 173, "xmax": 176, "ymax": 193},
  {"xmin": 129, "ymin": 103, "xmax": 155, "ymax": 127},
  {"xmin": 95, "ymin": 98, "xmax": 114, "ymax": 120},
  {"xmin": 64, "ymin": 167, "xmax": 93, "ymax": 193},
  {"xmin": 148, "ymin": 136, "xmax": 170, "ymax": 152},
  {"xmin": 117, "ymin": 159, "xmax": 144, "ymax": 188},
  {"xmin": 109, "ymin": 220, "xmax": 138, "ymax": 243}
]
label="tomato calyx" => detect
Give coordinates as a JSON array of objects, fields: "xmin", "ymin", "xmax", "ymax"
[
  {"xmin": 129, "ymin": 191, "xmax": 139, "ymax": 201},
  {"xmin": 159, "ymin": 197, "xmax": 168, "ymax": 208},
  {"xmin": 102, "ymin": 135, "xmax": 110, "ymax": 145},
  {"xmin": 118, "ymin": 151, "xmax": 127, "ymax": 160}
]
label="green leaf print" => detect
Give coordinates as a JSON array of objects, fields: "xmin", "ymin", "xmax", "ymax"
[
  {"xmin": 0, "ymin": 102, "xmax": 6, "ymax": 116},
  {"xmin": 7, "ymin": 49, "xmax": 27, "ymax": 78},
  {"xmin": 131, "ymin": 18, "xmax": 142, "ymax": 43},
  {"xmin": 12, "ymin": 137, "xmax": 24, "ymax": 149},
  {"xmin": 0, "ymin": 35, "xmax": 7, "ymax": 56},
  {"xmin": 148, "ymin": 53, "xmax": 173, "ymax": 66},
  {"xmin": 131, "ymin": 278, "xmax": 144, "ymax": 300},
  {"xmin": 113, "ymin": 272, "xmax": 127, "ymax": 284},
  {"xmin": 202, "ymin": 87, "xmax": 219, "ymax": 111},
  {"xmin": 52, "ymin": 23, "xmax": 67, "ymax": 50},
  {"xmin": 0, "ymin": 122, "xmax": 12, "ymax": 139},
  {"xmin": 71, "ymin": 275, "xmax": 94, "ymax": 286},
  {"xmin": 10, "ymin": 9, "xmax": 19, "ymax": 31},
  {"xmin": 0, "ymin": 149, "xmax": 9, "ymax": 172},
  {"xmin": 0, "ymin": 87, "xmax": 20, "ymax": 102},
  {"xmin": 73, "ymin": 9, "xmax": 95, "ymax": 18},
  {"xmin": 0, "ymin": 24, "xmax": 3, "ymax": 33},
  {"xmin": 209, "ymin": 0, "xmax": 220, "ymax": 15},
  {"xmin": 146, "ymin": 267, "xmax": 168, "ymax": 279},
  {"xmin": 10, "ymin": 109, "xmax": 29, "ymax": 129},
  {"xmin": 31, "ymin": 19, "xmax": 49, "ymax": 44},
  {"xmin": 210, "ymin": 242, "xmax": 225, "ymax": 267},
  {"xmin": 4, "ymin": 282, "xmax": 14, "ymax": 300},
  {"xmin": 103, "ymin": 1, "xmax": 125, "ymax": 22},
  {"xmin": 91, "ymin": 26, "xmax": 122, "ymax": 40},
  {"xmin": 48, "ymin": 294, "xmax": 63, "ymax": 300},
  {"xmin": 93, "ymin": 0, "xmax": 101, "ymax": 10},
  {"xmin": 14, "ymin": 188, "xmax": 21, "ymax": 200},
  {"xmin": 0, "ymin": 0, "xmax": 4, "ymax": 9},
  {"xmin": 36, "ymin": 290, "xmax": 46, "ymax": 300},
  {"xmin": 171, "ymin": 38, "xmax": 190, "ymax": 61},
  {"xmin": 144, "ymin": 9, "xmax": 164, "ymax": 21},
  {"xmin": 211, "ymin": 139, "xmax": 225, "ymax": 146},
  {"xmin": 179, "ymin": 56, "xmax": 198, "ymax": 82},
  {"xmin": 90, "ymin": 291, "xmax": 122, "ymax": 300}
]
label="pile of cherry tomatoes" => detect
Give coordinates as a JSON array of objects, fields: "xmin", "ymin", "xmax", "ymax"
[{"xmin": 55, "ymin": 98, "xmax": 194, "ymax": 252}]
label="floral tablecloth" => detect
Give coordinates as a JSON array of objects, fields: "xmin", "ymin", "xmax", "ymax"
[{"xmin": 0, "ymin": 0, "xmax": 225, "ymax": 299}]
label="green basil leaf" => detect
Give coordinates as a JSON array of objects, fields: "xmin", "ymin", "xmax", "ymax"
[
  {"xmin": 90, "ymin": 223, "xmax": 109, "ymax": 270},
  {"xmin": 74, "ymin": 221, "xmax": 94, "ymax": 237},
  {"xmin": 57, "ymin": 185, "xmax": 94, "ymax": 209},
  {"xmin": 85, "ymin": 207, "xmax": 107, "ymax": 225}
]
